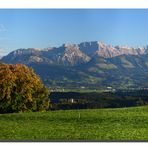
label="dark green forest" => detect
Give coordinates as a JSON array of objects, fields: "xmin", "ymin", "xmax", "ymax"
[{"xmin": 49, "ymin": 90, "xmax": 148, "ymax": 110}]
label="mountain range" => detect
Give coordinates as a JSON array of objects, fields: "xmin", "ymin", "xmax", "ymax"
[{"xmin": 1, "ymin": 41, "xmax": 148, "ymax": 89}]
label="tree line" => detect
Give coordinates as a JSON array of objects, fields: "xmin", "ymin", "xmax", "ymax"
[{"xmin": 49, "ymin": 91, "xmax": 148, "ymax": 110}]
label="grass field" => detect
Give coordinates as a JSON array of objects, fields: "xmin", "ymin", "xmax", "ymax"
[{"xmin": 0, "ymin": 106, "xmax": 148, "ymax": 141}]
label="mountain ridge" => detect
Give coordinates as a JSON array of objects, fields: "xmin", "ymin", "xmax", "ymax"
[
  {"xmin": 2, "ymin": 41, "xmax": 148, "ymax": 66},
  {"xmin": 1, "ymin": 41, "xmax": 148, "ymax": 89}
]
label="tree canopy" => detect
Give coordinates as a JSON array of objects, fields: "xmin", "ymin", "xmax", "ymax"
[{"xmin": 0, "ymin": 63, "xmax": 49, "ymax": 113}]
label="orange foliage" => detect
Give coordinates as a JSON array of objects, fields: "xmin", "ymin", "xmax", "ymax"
[{"xmin": 0, "ymin": 63, "xmax": 49, "ymax": 113}]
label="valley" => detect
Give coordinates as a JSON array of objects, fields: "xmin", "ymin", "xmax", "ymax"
[{"xmin": 1, "ymin": 8, "xmax": 148, "ymax": 142}]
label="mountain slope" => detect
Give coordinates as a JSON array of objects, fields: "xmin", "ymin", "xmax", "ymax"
[{"xmin": 2, "ymin": 41, "xmax": 148, "ymax": 89}]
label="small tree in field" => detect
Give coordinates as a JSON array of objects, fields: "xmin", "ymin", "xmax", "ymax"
[{"xmin": 0, "ymin": 63, "xmax": 50, "ymax": 113}]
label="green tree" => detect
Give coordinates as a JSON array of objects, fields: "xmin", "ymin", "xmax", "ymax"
[{"xmin": 0, "ymin": 63, "xmax": 50, "ymax": 113}]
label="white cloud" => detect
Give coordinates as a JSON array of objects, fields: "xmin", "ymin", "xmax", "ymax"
[{"xmin": 0, "ymin": 24, "xmax": 7, "ymax": 32}]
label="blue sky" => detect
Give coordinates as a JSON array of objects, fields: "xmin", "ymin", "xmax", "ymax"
[{"xmin": 0, "ymin": 9, "xmax": 148, "ymax": 55}]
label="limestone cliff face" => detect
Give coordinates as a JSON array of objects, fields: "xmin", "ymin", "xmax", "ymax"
[
  {"xmin": 1, "ymin": 41, "xmax": 148, "ymax": 66},
  {"xmin": 59, "ymin": 44, "xmax": 90, "ymax": 66}
]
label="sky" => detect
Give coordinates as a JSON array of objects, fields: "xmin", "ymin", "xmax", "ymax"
[{"xmin": 0, "ymin": 9, "xmax": 148, "ymax": 55}]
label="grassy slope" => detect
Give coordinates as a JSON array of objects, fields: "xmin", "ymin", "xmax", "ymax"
[{"xmin": 0, "ymin": 106, "xmax": 148, "ymax": 141}]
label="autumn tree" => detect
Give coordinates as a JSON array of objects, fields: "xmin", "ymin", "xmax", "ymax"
[{"xmin": 0, "ymin": 63, "xmax": 50, "ymax": 113}]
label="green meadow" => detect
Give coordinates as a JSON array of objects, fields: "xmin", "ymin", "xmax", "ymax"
[{"xmin": 0, "ymin": 106, "xmax": 148, "ymax": 141}]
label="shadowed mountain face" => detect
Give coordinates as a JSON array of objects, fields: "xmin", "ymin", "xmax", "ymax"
[{"xmin": 2, "ymin": 41, "xmax": 148, "ymax": 89}]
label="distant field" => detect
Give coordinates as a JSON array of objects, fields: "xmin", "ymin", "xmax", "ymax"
[
  {"xmin": 52, "ymin": 88, "xmax": 105, "ymax": 93},
  {"xmin": 0, "ymin": 106, "xmax": 148, "ymax": 141}
]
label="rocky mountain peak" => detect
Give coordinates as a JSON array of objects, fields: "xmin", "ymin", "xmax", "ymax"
[
  {"xmin": 97, "ymin": 41, "xmax": 106, "ymax": 49},
  {"xmin": 94, "ymin": 42, "xmax": 120, "ymax": 58},
  {"xmin": 79, "ymin": 41, "xmax": 99, "ymax": 56},
  {"xmin": 2, "ymin": 41, "xmax": 148, "ymax": 66},
  {"xmin": 59, "ymin": 43, "xmax": 91, "ymax": 66}
]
